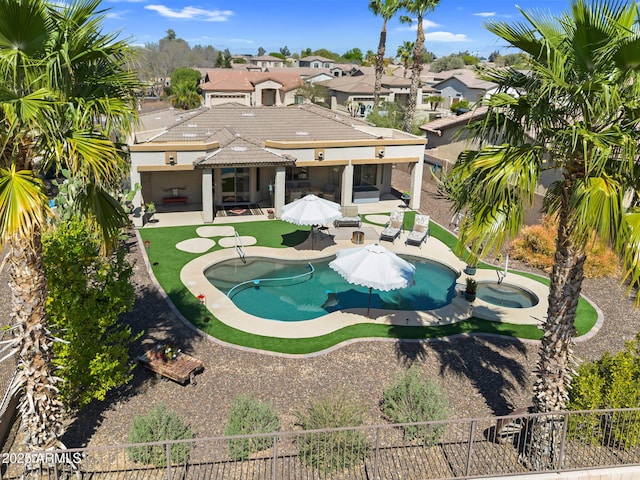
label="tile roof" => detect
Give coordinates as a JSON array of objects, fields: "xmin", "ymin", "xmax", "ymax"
[
  {"xmin": 199, "ymin": 69, "xmax": 303, "ymax": 92},
  {"xmin": 196, "ymin": 133, "xmax": 294, "ymax": 167},
  {"xmin": 140, "ymin": 103, "xmax": 380, "ymax": 144},
  {"xmin": 419, "ymin": 106, "xmax": 489, "ymax": 134}
]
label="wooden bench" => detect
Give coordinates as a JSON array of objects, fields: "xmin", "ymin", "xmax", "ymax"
[
  {"xmin": 138, "ymin": 348, "xmax": 203, "ymax": 385},
  {"xmin": 163, "ymin": 196, "xmax": 188, "ymax": 205}
]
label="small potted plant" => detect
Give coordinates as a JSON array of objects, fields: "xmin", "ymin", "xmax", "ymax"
[
  {"xmin": 465, "ymin": 277, "xmax": 477, "ymax": 302},
  {"xmin": 266, "ymin": 208, "xmax": 275, "ymax": 219},
  {"xmin": 401, "ymin": 191, "xmax": 411, "ymax": 207},
  {"xmin": 464, "ymin": 252, "xmax": 478, "ymax": 275},
  {"xmin": 144, "ymin": 202, "xmax": 156, "ymax": 223}
]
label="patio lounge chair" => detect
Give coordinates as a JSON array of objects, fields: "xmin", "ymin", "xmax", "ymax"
[
  {"xmin": 379, "ymin": 210, "xmax": 404, "ymax": 243},
  {"xmin": 405, "ymin": 214, "xmax": 430, "ymax": 248},
  {"xmin": 334, "ymin": 205, "xmax": 361, "ymax": 228}
]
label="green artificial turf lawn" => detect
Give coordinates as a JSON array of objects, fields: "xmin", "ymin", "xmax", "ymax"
[{"xmin": 138, "ymin": 217, "xmax": 599, "ymax": 354}]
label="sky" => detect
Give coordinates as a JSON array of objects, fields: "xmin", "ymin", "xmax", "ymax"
[{"xmin": 102, "ymin": 0, "xmax": 571, "ymax": 59}]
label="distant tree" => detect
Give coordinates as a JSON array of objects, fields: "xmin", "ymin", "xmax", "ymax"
[
  {"xmin": 269, "ymin": 52, "xmax": 286, "ymax": 60},
  {"xmin": 370, "ymin": 0, "xmax": 402, "ymax": 107},
  {"xmin": 233, "ymin": 57, "xmax": 247, "ymax": 64},
  {"xmin": 401, "ymin": 0, "xmax": 441, "ymax": 133},
  {"xmin": 422, "ymin": 49, "xmax": 436, "ymax": 63},
  {"xmin": 223, "ymin": 48, "xmax": 232, "ymax": 68},
  {"xmin": 366, "ymin": 101, "xmax": 407, "ymax": 130},
  {"xmin": 171, "ymin": 68, "xmax": 201, "ymax": 89},
  {"xmin": 192, "ymin": 45, "xmax": 218, "ymax": 66},
  {"xmin": 257, "ymin": 46, "xmax": 266, "ymax": 56},
  {"xmin": 295, "ymin": 82, "xmax": 328, "ymax": 105},
  {"xmin": 171, "ymin": 81, "xmax": 202, "ymax": 109},
  {"xmin": 488, "ymin": 50, "xmax": 502, "ymax": 62},
  {"xmin": 342, "ymin": 47, "xmax": 364, "ymax": 63},
  {"xmin": 301, "ymin": 47, "xmax": 313, "ymax": 57},
  {"xmin": 425, "ymin": 94, "xmax": 444, "ymax": 110},
  {"xmin": 280, "ymin": 46, "xmax": 291, "ymax": 57},
  {"xmin": 460, "ymin": 51, "xmax": 480, "ymax": 65},
  {"xmin": 430, "ymin": 54, "xmax": 465, "ymax": 72},
  {"xmin": 364, "ymin": 50, "xmax": 376, "ymax": 65},
  {"xmin": 215, "ymin": 51, "xmax": 224, "ymax": 68},
  {"xmin": 312, "ymin": 49, "xmax": 341, "ymax": 61},
  {"xmin": 396, "ymin": 40, "xmax": 414, "ymax": 77},
  {"xmin": 503, "ymin": 52, "xmax": 528, "ymax": 67},
  {"xmin": 166, "ymin": 29, "xmax": 176, "ymax": 41}
]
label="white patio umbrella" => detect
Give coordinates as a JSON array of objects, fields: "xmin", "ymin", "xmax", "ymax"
[
  {"xmin": 281, "ymin": 194, "xmax": 342, "ymax": 248},
  {"xmin": 329, "ymin": 243, "xmax": 416, "ymax": 317}
]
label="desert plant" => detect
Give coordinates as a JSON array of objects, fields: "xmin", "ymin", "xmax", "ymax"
[
  {"xmin": 381, "ymin": 365, "xmax": 452, "ymax": 444},
  {"xmin": 224, "ymin": 395, "xmax": 280, "ymax": 460},
  {"xmin": 296, "ymin": 395, "xmax": 370, "ymax": 473},
  {"xmin": 568, "ymin": 334, "xmax": 640, "ymax": 449},
  {"xmin": 128, "ymin": 404, "xmax": 193, "ymax": 467},
  {"xmin": 465, "ymin": 277, "xmax": 477, "ymax": 294},
  {"xmin": 509, "ymin": 215, "xmax": 619, "ymax": 278}
]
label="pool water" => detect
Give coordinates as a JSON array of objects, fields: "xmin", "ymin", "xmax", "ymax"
[
  {"xmin": 476, "ymin": 282, "xmax": 538, "ymax": 308},
  {"xmin": 205, "ymin": 256, "xmax": 459, "ymax": 321}
]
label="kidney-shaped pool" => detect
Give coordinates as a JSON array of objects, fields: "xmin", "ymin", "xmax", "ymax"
[{"xmin": 205, "ymin": 255, "xmax": 459, "ymax": 321}]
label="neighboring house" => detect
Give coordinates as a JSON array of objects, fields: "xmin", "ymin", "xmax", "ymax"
[
  {"xmin": 419, "ymin": 106, "xmax": 558, "ymax": 195},
  {"xmin": 430, "ymin": 69, "xmax": 497, "ymax": 108},
  {"xmin": 266, "ymin": 67, "xmax": 334, "ymax": 83},
  {"xmin": 128, "ymin": 103, "xmax": 427, "ymax": 226},
  {"xmin": 249, "ymin": 55, "xmax": 285, "ymax": 69},
  {"xmin": 298, "ymin": 55, "xmax": 336, "ymax": 69},
  {"xmin": 322, "ymin": 74, "xmax": 431, "ymax": 115},
  {"xmin": 199, "ymin": 69, "xmax": 303, "ymax": 107}
]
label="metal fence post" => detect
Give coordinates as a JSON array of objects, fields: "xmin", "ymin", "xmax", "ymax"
[
  {"xmin": 272, "ymin": 434, "xmax": 278, "ymax": 480},
  {"xmin": 465, "ymin": 419, "xmax": 476, "ymax": 477},
  {"xmin": 557, "ymin": 411, "xmax": 569, "ymax": 471},
  {"xmin": 373, "ymin": 426, "xmax": 381, "ymax": 480},
  {"xmin": 165, "ymin": 441, "xmax": 172, "ymax": 480}
]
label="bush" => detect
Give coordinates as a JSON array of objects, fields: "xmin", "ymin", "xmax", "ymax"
[
  {"xmin": 128, "ymin": 404, "xmax": 193, "ymax": 466},
  {"xmin": 296, "ymin": 395, "xmax": 370, "ymax": 473},
  {"xmin": 381, "ymin": 365, "xmax": 452, "ymax": 444},
  {"xmin": 568, "ymin": 334, "xmax": 640, "ymax": 449},
  {"xmin": 509, "ymin": 215, "xmax": 618, "ymax": 278},
  {"xmin": 224, "ymin": 395, "xmax": 280, "ymax": 460}
]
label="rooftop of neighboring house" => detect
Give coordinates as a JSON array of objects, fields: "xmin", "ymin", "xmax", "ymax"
[
  {"xmin": 321, "ymin": 73, "xmax": 412, "ymax": 94},
  {"xmin": 249, "ymin": 55, "xmax": 285, "ymax": 62},
  {"xmin": 199, "ymin": 69, "xmax": 303, "ymax": 92},
  {"xmin": 429, "ymin": 69, "xmax": 497, "ymax": 90},
  {"xmin": 419, "ymin": 106, "xmax": 489, "ymax": 135},
  {"xmin": 299, "ymin": 55, "xmax": 335, "ymax": 63}
]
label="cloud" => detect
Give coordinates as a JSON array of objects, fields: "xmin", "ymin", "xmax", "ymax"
[
  {"xmin": 424, "ymin": 31, "xmax": 469, "ymax": 42},
  {"xmin": 474, "ymin": 12, "xmax": 496, "ymax": 17},
  {"xmin": 144, "ymin": 5, "xmax": 233, "ymax": 22}
]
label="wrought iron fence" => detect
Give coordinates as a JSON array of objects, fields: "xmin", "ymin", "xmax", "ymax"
[{"xmin": 2, "ymin": 408, "xmax": 640, "ymax": 480}]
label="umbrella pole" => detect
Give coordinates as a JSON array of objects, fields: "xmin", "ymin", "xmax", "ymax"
[{"xmin": 367, "ymin": 287, "xmax": 372, "ymax": 318}]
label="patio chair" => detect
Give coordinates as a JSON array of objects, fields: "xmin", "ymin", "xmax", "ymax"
[
  {"xmin": 379, "ymin": 210, "xmax": 405, "ymax": 243},
  {"xmin": 334, "ymin": 205, "xmax": 361, "ymax": 228},
  {"xmin": 405, "ymin": 214, "xmax": 430, "ymax": 248},
  {"xmin": 323, "ymin": 184, "xmax": 338, "ymax": 201}
]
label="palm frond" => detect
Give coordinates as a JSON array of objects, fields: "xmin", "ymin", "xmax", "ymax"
[{"xmin": 0, "ymin": 165, "xmax": 48, "ymax": 242}]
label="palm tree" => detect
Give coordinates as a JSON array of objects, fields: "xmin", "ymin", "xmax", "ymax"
[
  {"xmin": 400, "ymin": 0, "xmax": 440, "ymax": 133},
  {"xmin": 0, "ymin": 0, "xmax": 139, "ymax": 452},
  {"xmin": 396, "ymin": 40, "xmax": 414, "ymax": 77},
  {"xmin": 369, "ymin": 0, "xmax": 402, "ymax": 108},
  {"xmin": 441, "ymin": 0, "xmax": 640, "ymax": 470}
]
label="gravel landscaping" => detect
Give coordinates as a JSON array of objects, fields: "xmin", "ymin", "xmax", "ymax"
[{"xmin": 3, "ymin": 168, "xmax": 640, "ymax": 451}]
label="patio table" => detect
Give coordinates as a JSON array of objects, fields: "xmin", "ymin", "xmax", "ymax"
[{"xmin": 138, "ymin": 348, "xmax": 203, "ymax": 385}]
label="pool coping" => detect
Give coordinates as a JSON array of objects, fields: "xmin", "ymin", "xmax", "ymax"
[{"xmin": 179, "ymin": 227, "xmax": 551, "ymax": 339}]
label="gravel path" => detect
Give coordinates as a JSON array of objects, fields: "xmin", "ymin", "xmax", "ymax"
[{"xmin": 4, "ymin": 168, "xmax": 640, "ymax": 449}]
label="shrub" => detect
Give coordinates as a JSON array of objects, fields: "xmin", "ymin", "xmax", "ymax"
[
  {"xmin": 128, "ymin": 404, "xmax": 193, "ymax": 467},
  {"xmin": 296, "ymin": 395, "xmax": 370, "ymax": 473},
  {"xmin": 568, "ymin": 334, "xmax": 640, "ymax": 449},
  {"xmin": 509, "ymin": 215, "xmax": 618, "ymax": 278},
  {"xmin": 224, "ymin": 395, "xmax": 280, "ymax": 460},
  {"xmin": 381, "ymin": 365, "xmax": 452, "ymax": 444}
]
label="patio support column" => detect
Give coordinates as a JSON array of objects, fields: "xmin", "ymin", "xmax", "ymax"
[
  {"xmin": 202, "ymin": 168, "xmax": 214, "ymax": 223},
  {"xmin": 274, "ymin": 166, "xmax": 286, "ymax": 217},
  {"xmin": 341, "ymin": 164, "xmax": 354, "ymax": 206},
  {"xmin": 130, "ymin": 168, "xmax": 144, "ymax": 228},
  {"xmin": 409, "ymin": 159, "xmax": 424, "ymax": 209}
]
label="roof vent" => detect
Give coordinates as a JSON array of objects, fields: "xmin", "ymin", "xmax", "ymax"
[
  {"xmin": 296, "ymin": 131, "xmax": 309, "ymax": 136},
  {"xmin": 242, "ymin": 112, "xmax": 255, "ymax": 117},
  {"xmin": 231, "ymin": 146, "xmax": 248, "ymax": 152},
  {"xmin": 182, "ymin": 133, "xmax": 197, "ymax": 138},
  {"xmin": 187, "ymin": 124, "xmax": 198, "ymax": 127}
]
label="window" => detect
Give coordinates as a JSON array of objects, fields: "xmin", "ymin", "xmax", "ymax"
[
  {"xmin": 354, "ymin": 165, "xmax": 377, "ymax": 187},
  {"xmin": 285, "ymin": 166, "xmax": 308, "ymax": 181}
]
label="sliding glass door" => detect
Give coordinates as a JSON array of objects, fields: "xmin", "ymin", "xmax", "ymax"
[{"xmin": 221, "ymin": 168, "xmax": 250, "ymax": 204}]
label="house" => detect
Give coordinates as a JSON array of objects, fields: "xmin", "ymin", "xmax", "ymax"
[
  {"xmin": 322, "ymin": 74, "xmax": 432, "ymax": 115},
  {"xmin": 128, "ymin": 103, "xmax": 427, "ymax": 226},
  {"xmin": 298, "ymin": 55, "xmax": 336, "ymax": 69},
  {"xmin": 430, "ymin": 69, "xmax": 497, "ymax": 108},
  {"xmin": 199, "ymin": 70, "xmax": 303, "ymax": 107},
  {"xmin": 248, "ymin": 55, "xmax": 285, "ymax": 70}
]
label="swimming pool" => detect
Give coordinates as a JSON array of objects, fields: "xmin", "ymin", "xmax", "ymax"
[
  {"xmin": 476, "ymin": 282, "xmax": 539, "ymax": 308},
  {"xmin": 205, "ymin": 256, "xmax": 459, "ymax": 321}
]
